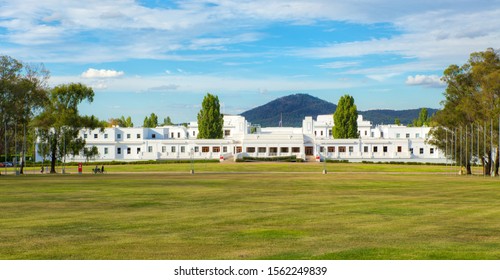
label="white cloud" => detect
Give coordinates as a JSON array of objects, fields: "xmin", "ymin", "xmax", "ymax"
[
  {"xmin": 148, "ymin": 84, "xmax": 180, "ymax": 91},
  {"xmin": 318, "ymin": 61, "xmax": 360, "ymax": 69},
  {"xmin": 406, "ymin": 75, "xmax": 445, "ymax": 87},
  {"xmin": 81, "ymin": 68, "xmax": 124, "ymax": 78}
]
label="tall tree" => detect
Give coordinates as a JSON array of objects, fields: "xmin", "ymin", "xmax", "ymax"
[
  {"xmin": 33, "ymin": 83, "xmax": 102, "ymax": 173},
  {"xmin": 143, "ymin": 113, "xmax": 159, "ymax": 128},
  {"xmin": 161, "ymin": 116, "xmax": 174, "ymax": 126},
  {"xmin": 412, "ymin": 108, "xmax": 429, "ymax": 127},
  {"xmin": 429, "ymin": 48, "xmax": 500, "ymax": 175},
  {"xmin": 0, "ymin": 56, "xmax": 49, "ymax": 174},
  {"xmin": 333, "ymin": 94, "xmax": 358, "ymax": 139},
  {"xmin": 197, "ymin": 93, "xmax": 223, "ymax": 139}
]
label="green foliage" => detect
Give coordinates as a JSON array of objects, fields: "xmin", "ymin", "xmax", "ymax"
[
  {"xmin": 143, "ymin": 112, "xmax": 159, "ymax": 128},
  {"xmin": 83, "ymin": 146, "xmax": 99, "ymax": 163},
  {"xmin": 394, "ymin": 118, "xmax": 401, "ymax": 126},
  {"xmin": 412, "ymin": 108, "xmax": 429, "ymax": 127},
  {"xmin": 197, "ymin": 93, "xmax": 223, "ymax": 139},
  {"xmin": 161, "ymin": 116, "xmax": 174, "ymax": 126},
  {"xmin": 33, "ymin": 83, "xmax": 103, "ymax": 173},
  {"xmin": 333, "ymin": 94, "xmax": 358, "ymax": 139},
  {"xmin": 429, "ymin": 48, "xmax": 500, "ymax": 175},
  {"xmin": 236, "ymin": 155, "xmax": 301, "ymax": 162}
]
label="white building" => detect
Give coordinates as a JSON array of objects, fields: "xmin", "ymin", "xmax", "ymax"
[{"xmin": 35, "ymin": 114, "xmax": 446, "ymax": 163}]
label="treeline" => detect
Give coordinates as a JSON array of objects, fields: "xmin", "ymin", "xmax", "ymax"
[{"xmin": 429, "ymin": 48, "xmax": 500, "ymax": 176}]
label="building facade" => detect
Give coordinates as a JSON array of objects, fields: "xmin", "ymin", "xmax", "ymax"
[{"xmin": 35, "ymin": 114, "xmax": 446, "ymax": 163}]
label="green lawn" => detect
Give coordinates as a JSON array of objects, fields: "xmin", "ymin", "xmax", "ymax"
[{"xmin": 0, "ymin": 163, "xmax": 499, "ymax": 259}]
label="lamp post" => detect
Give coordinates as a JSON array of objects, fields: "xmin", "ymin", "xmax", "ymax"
[{"xmin": 322, "ymin": 145, "xmax": 327, "ymax": 174}]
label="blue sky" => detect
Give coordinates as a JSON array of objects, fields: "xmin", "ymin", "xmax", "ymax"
[{"xmin": 2, "ymin": 0, "xmax": 500, "ymax": 124}]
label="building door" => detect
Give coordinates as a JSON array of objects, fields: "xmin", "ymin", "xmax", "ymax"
[
  {"xmin": 305, "ymin": 146, "xmax": 314, "ymax": 155},
  {"xmin": 236, "ymin": 146, "xmax": 242, "ymax": 153}
]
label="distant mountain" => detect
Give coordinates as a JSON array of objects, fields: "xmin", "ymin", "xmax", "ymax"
[
  {"xmin": 240, "ymin": 93, "xmax": 438, "ymax": 127},
  {"xmin": 361, "ymin": 109, "xmax": 438, "ymax": 126},
  {"xmin": 241, "ymin": 93, "xmax": 336, "ymax": 127}
]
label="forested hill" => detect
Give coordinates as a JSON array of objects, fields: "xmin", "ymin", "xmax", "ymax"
[{"xmin": 240, "ymin": 93, "xmax": 438, "ymax": 127}]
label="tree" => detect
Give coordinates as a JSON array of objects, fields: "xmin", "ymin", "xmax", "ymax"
[
  {"xmin": 33, "ymin": 83, "xmax": 102, "ymax": 173},
  {"xmin": 143, "ymin": 113, "xmax": 159, "ymax": 128},
  {"xmin": 429, "ymin": 48, "xmax": 500, "ymax": 175},
  {"xmin": 0, "ymin": 56, "xmax": 50, "ymax": 174},
  {"xmin": 412, "ymin": 108, "xmax": 429, "ymax": 127},
  {"xmin": 333, "ymin": 94, "xmax": 358, "ymax": 139},
  {"xmin": 161, "ymin": 116, "xmax": 174, "ymax": 126},
  {"xmin": 394, "ymin": 118, "xmax": 401, "ymax": 126},
  {"xmin": 83, "ymin": 146, "xmax": 99, "ymax": 163},
  {"xmin": 197, "ymin": 93, "xmax": 223, "ymax": 139}
]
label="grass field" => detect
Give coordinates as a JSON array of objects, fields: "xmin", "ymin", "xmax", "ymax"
[{"xmin": 1, "ymin": 162, "xmax": 499, "ymax": 260}]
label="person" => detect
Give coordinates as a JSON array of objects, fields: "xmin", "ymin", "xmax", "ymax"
[
  {"xmin": 40, "ymin": 166, "xmax": 44, "ymax": 173},
  {"xmin": 101, "ymin": 165, "xmax": 104, "ymax": 173},
  {"xmin": 95, "ymin": 165, "xmax": 99, "ymax": 174}
]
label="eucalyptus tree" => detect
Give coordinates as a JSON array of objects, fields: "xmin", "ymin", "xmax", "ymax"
[{"xmin": 34, "ymin": 83, "xmax": 103, "ymax": 173}]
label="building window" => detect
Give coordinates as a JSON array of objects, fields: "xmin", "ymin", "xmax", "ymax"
[
  {"xmin": 246, "ymin": 147, "xmax": 255, "ymax": 153},
  {"xmin": 127, "ymin": 147, "xmax": 131, "ymax": 154},
  {"xmin": 406, "ymin": 133, "xmax": 410, "ymax": 138},
  {"xmin": 410, "ymin": 148, "xmax": 414, "ymax": 154},
  {"xmin": 202, "ymin": 146, "xmax": 209, "ymax": 153},
  {"xmin": 280, "ymin": 147, "xmax": 289, "ymax": 153},
  {"xmin": 292, "ymin": 147, "xmax": 300, "ymax": 153},
  {"xmin": 320, "ymin": 131, "xmax": 323, "ymax": 136},
  {"xmin": 136, "ymin": 147, "xmax": 141, "ymax": 154},
  {"xmin": 364, "ymin": 131, "xmax": 367, "ymax": 136},
  {"xmin": 94, "ymin": 134, "xmax": 98, "ymax": 139},
  {"xmin": 224, "ymin": 130, "xmax": 231, "ymax": 136},
  {"xmin": 162, "ymin": 146, "xmax": 166, "ymax": 153},
  {"xmin": 223, "ymin": 146, "xmax": 227, "ymax": 153},
  {"xmin": 181, "ymin": 146, "xmax": 185, "ymax": 153},
  {"xmin": 104, "ymin": 147, "xmax": 108, "ymax": 154},
  {"xmin": 430, "ymin": 148, "xmax": 434, "ymax": 154},
  {"xmin": 258, "ymin": 147, "xmax": 266, "ymax": 153},
  {"xmin": 420, "ymin": 148, "xmax": 424, "ymax": 154},
  {"xmin": 84, "ymin": 134, "xmax": 88, "ymax": 139},
  {"xmin": 381, "ymin": 132, "xmax": 384, "ymax": 138},
  {"xmin": 329, "ymin": 129, "xmax": 332, "ymax": 136},
  {"xmin": 104, "ymin": 134, "xmax": 108, "ymax": 139},
  {"xmin": 177, "ymin": 132, "xmax": 180, "ymax": 138},
  {"xmin": 416, "ymin": 133, "xmax": 420, "ymax": 138},
  {"xmin": 137, "ymin": 134, "xmax": 141, "ymax": 139},
  {"xmin": 339, "ymin": 146, "xmax": 346, "ymax": 153},
  {"xmin": 371, "ymin": 132, "xmax": 374, "ymax": 137},
  {"xmin": 397, "ymin": 146, "xmax": 402, "ymax": 153},
  {"xmin": 152, "ymin": 134, "xmax": 156, "ymax": 139},
  {"xmin": 396, "ymin": 133, "xmax": 400, "ymax": 138},
  {"xmin": 117, "ymin": 147, "xmax": 121, "ymax": 154},
  {"xmin": 383, "ymin": 146, "xmax": 388, "ymax": 153},
  {"xmin": 349, "ymin": 146, "xmax": 354, "ymax": 153},
  {"xmin": 127, "ymin": 134, "xmax": 131, "ymax": 139},
  {"xmin": 236, "ymin": 146, "xmax": 242, "ymax": 153},
  {"xmin": 194, "ymin": 147, "xmax": 199, "ymax": 152},
  {"xmin": 319, "ymin": 147, "xmax": 324, "ymax": 153},
  {"xmin": 117, "ymin": 133, "xmax": 121, "ymax": 139},
  {"xmin": 314, "ymin": 131, "xmax": 317, "ymax": 136},
  {"xmin": 148, "ymin": 146, "xmax": 153, "ymax": 153},
  {"xmin": 328, "ymin": 146, "xmax": 335, "ymax": 153},
  {"xmin": 171, "ymin": 146, "xmax": 176, "ymax": 153},
  {"xmin": 213, "ymin": 146, "xmax": 220, "ymax": 153},
  {"xmin": 364, "ymin": 146, "xmax": 368, "ymax": 153},
  {"xmin": 192, "ymin": 131, "xmax": 195, "ymax": 136},
  {"xmin": 373, "ymin": 146, "xmax": 378, "ymax": 153},
  {"xmin": 171, "ymin": 132, "xmax": 174, "ymax": 138}
]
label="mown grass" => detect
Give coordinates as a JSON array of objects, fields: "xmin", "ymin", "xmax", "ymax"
[
  {"xmin": 0, "ymin": 165, "xmax": 499, "ymax": 260},
  {"xmin": 14, "ymin": 161, "xmax": 479, "ymax": 174}
]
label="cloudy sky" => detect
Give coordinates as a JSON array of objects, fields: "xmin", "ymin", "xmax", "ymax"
[{"xmin": 1, "ymin": 0, "xmax": 499, "ymax": 124}]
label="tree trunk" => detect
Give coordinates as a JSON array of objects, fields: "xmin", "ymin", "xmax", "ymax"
[
  {"xmin": 495, "ymin": 149, "xmax": 499, "ymax": 177},
  {"xmin": 50, "ymin": 136, "xmax": 57, "ymax": 174},
  {"xmin": 466, "ymin": 162, "xmax": 472, "ymax": 175}
]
